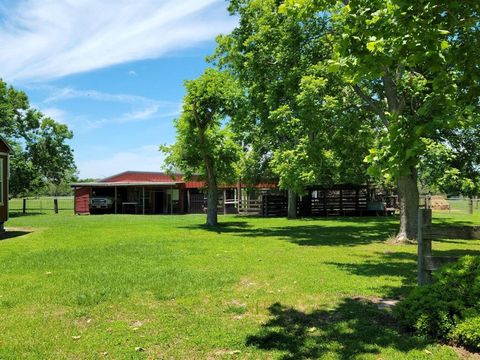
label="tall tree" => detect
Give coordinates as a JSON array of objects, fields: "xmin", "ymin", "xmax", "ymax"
[
  {"xmin": 161, "ymin": 69, "xmax": 242, "ymax": 226},
  {"xmin": 0, "ymin": 80, "xmax": 76, "ymax": 197},
  {"xmin": 214, "ymin": 0, "xmax": 375, "ymax": 219},
  {"xmin": 279, "ymin": 0, "xmax": 480, "ymax": 241}
]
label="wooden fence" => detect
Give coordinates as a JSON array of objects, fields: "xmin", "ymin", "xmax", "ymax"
[
  {"xmin": 417, "ymin": 208, "xmax": 480, "ymax": 285},
  {"xmin": 9, "ymin": 197, "xmax": 74, "ymax": 215}
]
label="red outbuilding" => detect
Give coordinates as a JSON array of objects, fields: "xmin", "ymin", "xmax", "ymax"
[
  {"xmin": 0, "ymin": 136, "xmax": 11, "ymax": 231},
  {"xmin": 72, "ymin": 171, "xmax": 396, "ymax": 217},
  {"xmin": 71, "ymin": 171, "xmax": 271, "ymax": 215}
]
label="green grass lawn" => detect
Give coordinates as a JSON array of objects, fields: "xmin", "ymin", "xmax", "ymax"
[{"xmin": 0, "ymin": 211, "xmax": 479, "ymax": 359}]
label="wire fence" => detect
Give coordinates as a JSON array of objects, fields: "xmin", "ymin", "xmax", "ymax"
[
  {"xmin": 447, "ymin": 197, "xmax": 480, "ymax": 215},
  {"xmin": 9, "ymin": 197, "xmax": 74, "ymax": 215}
]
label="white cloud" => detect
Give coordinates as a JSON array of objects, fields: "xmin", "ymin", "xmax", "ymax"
[
  {"xmin": 38, "ymin": 107, "xmax": 68, "ymax": 124},
  {"xmin": 128, "ymin": 70, "xmax": 137, "ymax": 76},
  {"xmin": 37, "ymin": 86, "xmax": 181, "ymax": 129},
  {"xmin": 0, "ymin": 0, "xmax": 236, "ymax": 82},
  {"xmin": 41, "ymin": 86, "xmax": 175, "ymax": 106},
  {"xmin": 77, "ymin": 145, "xmax": 165, "ymax": 179}
]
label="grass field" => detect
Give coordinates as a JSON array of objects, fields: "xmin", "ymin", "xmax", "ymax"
[{"xmin": 0, "ymin": 211, "xmax": 479, "ymax": 359}]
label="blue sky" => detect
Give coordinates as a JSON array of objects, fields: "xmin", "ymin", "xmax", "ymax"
[{"xmin": 0, "ymin": 0, "xmax": 236, "ymax": 179}]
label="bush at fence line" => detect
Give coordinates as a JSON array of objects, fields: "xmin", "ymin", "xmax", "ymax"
[{"xmin": 394, "ymin": 256, "xmax": 480, "ymax": 350}]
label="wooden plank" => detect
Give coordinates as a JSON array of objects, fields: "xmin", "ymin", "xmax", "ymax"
[
  {"xmin": 425, "ymin": 255, "xmax": 459, "ymax": 271},
  {"xmin": 418, "ymin": 209, "xmax": 432, "ymax": 286},
  {"xmin": 424, "ymin": 226, "xmax": 480, "ymax": 240}
]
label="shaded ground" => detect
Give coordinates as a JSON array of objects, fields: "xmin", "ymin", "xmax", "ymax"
[{"xmin": 246, "ymin": 299, "xmax": 424, "ymax": 360}]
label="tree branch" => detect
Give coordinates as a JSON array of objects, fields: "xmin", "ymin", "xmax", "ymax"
[{"xmin": 352, "ymin": 85, "xmax": 388, "ymax": 127}]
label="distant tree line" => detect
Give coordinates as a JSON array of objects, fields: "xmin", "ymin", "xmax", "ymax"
[{"xmin": 0, "ymin": 80, "xmax": 77, "ymax": 198}]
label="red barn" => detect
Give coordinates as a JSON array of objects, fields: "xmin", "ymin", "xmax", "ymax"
[
  {"xmin": 0, "ymin": 136, "xmax": 11, "ymax": 231},
  {"xmin": 71, "ymin": 171, "xmax": 395, "ymax": 217},
  {"xmin": 71, "ymin": 171, "xmax": 273, "ymax": 215}
]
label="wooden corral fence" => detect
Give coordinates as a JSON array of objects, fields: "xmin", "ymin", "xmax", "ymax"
[
  {"xmin": 190, "ymin": 185, "xmax": 399, "ymax": 217},
  {"xmin": 417, "ymin": 208, "xmax": 480, "ymax": 285},
  {"xmin": 300, "ymin": 185, "xmax": 397, "ymax": 217},
  {"xmin": 188, "ymin": 193, "xmax": 206, "ymax": 214},
  {"xmin": 237, "ymin": 199, "xmax": 262, "ymax": 215},
  {"xmin": 262, "ymin": 195, "xmax": 288, "ymax": 217}
]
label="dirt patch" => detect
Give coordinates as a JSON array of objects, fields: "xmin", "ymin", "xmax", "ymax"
[
  {"xmin": 238, "ymin": 278, "xmax": 258, "ymax": 289},
  {"xmin": 352, "ymin": 296, "xmax": 400, "ymax": 311},
  {"xmin": 453, "ymin": 346, "xmax": 480, "ymax": 359},
  {"xmin": 208, "ymin": 349, "xmax": 242, "ymax": 359}
]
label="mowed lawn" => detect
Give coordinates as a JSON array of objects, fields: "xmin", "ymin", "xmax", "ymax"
[{"xmin": 0, "ymin": 211, "xmax": 479, "ymax": 359}]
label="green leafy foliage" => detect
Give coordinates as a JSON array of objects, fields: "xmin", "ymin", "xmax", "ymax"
[
  {"xmin": 160, "ymin": 69, "xmax": 243, "ymax": 225},
  {"xmin": 0, "ymin": 79, "xmax": 76, "ymax": 196},
  {"xmin": 395, "ymin": 256, "xmax": 480, "ymax": 350},
  {"xmin": 453, "ymin": 316, "xmax": 480, "ymax": 349},
  {"xmin": 214, "ymin": 0, "xmax": 374, "ymax": 196},
  {"xmin": 161, "ymin": 68, "xmax": 242, "ymax": 183}
]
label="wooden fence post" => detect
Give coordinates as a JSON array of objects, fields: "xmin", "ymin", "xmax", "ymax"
[
  {"xmin": 54, "ymin": 198, "xmax": 59, "ymax": 214},
  {"xmin": 223, "ymin": 189, "xmax": 227, "ymax": 215},
  {"xmin": 418, "ymin": 209, "xmax": 432, "ymax": 286},
  {"xmin": 23, "ymin": 198, "xmax": 26, "ymax": 215}
]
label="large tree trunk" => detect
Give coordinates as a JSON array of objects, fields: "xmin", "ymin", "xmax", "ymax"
[
  {"xmin": 287, "ymin": 189, "xmax": 297, "ymax": 219},
  {"xmin": 205, "ymin": 157, "xmax": 218, "ymax": 227},
  {"xmin": 396, "ymin": 168, "xmax": 419, "ymax": 243}
]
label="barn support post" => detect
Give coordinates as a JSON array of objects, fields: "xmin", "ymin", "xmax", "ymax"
[
  {"xmin": 323, "ymin": 190, "xmax": 327, "ymax": 216},
  {"xmin": 142, "ymin": 187, "xmax": 145, "ymax": 215},
  {"xmin": 340, "ymin": 189, "xmax": 344, "ymax": 215},
  {"xmin": 170, "ymin": 186, "xmax": 173, "ymax": 214},
  {"xmin": 237, "ymin": 182, "xmax": 242, "ymax": 212},
  {"xmin": 418, "ymin": 209, "xmax": 432, "ymax": 286},
  {"xmin": 114, "ymin": 187, "xmax": 118, "ymax": 214},
  {"xmin": 73, "ymin": 187, "xmax": 77, "ymax": 215},
  {"xmin": 223, "ymin": 189, "xmax": 227, "ymax": 215},
  {"xmin": 187, "ymin": 189, "xmax": 191, "ymax": 214},
  {"xmin": 355, "ymin": 188, "xmax": 359, "ymax": 212}
]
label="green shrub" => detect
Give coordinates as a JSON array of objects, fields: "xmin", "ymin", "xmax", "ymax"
[
  {"xmin": 394, "ymin": 256, "xmax": 480, "ymax": 350},
  {"xmin": 453, "ymin": 316, "xmax": 480, "ymax": 349}
]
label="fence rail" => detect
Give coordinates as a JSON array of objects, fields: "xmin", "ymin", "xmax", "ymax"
[{"xmin": 9, "ymin": 197, "xmax": 74, "ymax": 215}]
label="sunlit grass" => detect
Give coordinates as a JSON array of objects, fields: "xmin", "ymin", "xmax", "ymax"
[{"xmin": 0, "ymin": 211, "xmax": 478, "ymax": 359}]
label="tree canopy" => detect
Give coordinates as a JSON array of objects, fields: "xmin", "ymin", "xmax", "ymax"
[
  {"xmin": 208, "ymin": 0, "xmax": 480, "ymax": 239},
  {"xmin": 0, "ymin": 80, "xmax": 76, "ymax": 197},
  {"xmin": 161, "ymin": 69, "xmax": 243, "ymax": 226}
]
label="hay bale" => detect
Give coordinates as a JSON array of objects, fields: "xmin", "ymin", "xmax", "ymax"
[{"xmin": 430, "ymin": 195, "xmax": 450, "ymax": 211}]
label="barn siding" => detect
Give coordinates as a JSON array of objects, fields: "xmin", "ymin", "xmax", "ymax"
[
  {"xmin": 102, "ymin": 172, "xmax": 182, "ymax": 183},
  {"xmin": 0, "ymin": 153, "xmax": 8, "ymax": 222},
  {"xmin": 75, "ymin": 187, "xmax": 91, "ymax": 214}
]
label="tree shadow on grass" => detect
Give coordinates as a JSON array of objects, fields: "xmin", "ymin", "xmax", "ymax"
[
  {"xmin": 246, "ymin": 299, "xmax": 428, "ymax": 360},
  {"xmin": 9, "ymin": 211, "xmax": 46, "ymax": 218},
  {"xmin": 328, "ymin": 248, "xmax": 480, "ymax": 299},
  {"xmin": 180, "ymin": 218, "xmax": 399, "ymax": 247},
  {"xmin": 0, "ymin": 230, "xmax": 31, "ymax": 241}
]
